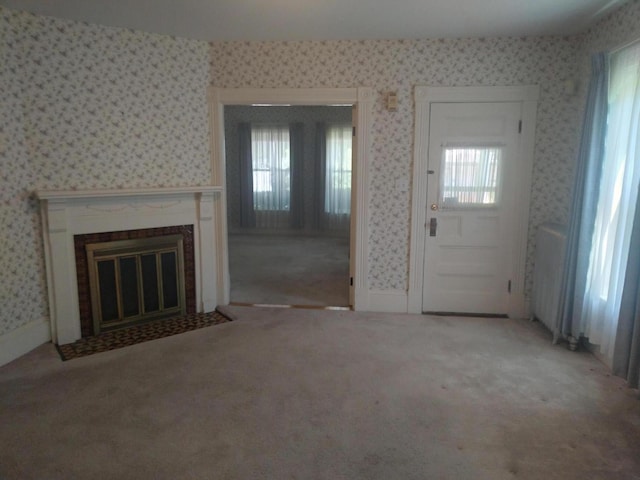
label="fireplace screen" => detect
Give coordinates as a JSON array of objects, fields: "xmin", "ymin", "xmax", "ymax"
[{"xmin": 86, "ymin": 234, "xmax": 186, "ymax": 334}]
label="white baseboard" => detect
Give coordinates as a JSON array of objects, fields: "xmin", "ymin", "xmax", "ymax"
[
  {"xmin": 367, "ymin": 290, "xmax": 408, "ymax": 313},
  {"xmin": 0, "ymin": 319, "xmax": 51, "ymax": 367},
  {"xmin": 507, "ymin": 293, "xmax": 528, "ymax": 319}
]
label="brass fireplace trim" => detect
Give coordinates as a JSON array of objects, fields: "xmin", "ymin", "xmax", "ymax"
[{"xmin": 86, "ymin": 234, "xmax": 186, "ymax": 334}]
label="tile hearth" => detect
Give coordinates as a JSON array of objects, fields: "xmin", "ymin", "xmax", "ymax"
[{"xmin": 56, "ymin": 310, "xmax": 232, "ymax": 361}]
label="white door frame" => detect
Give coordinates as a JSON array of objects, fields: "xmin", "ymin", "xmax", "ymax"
[
  {"xmin": 208, "ymin": 87, "xmax": 375, "ymax": 310},
  {"xmin": 407, "ymin": 86, "xmax": 539, "ymax": 317}
]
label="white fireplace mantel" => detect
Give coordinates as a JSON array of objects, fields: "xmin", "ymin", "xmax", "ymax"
[{"xmin": 36, "ymin": 186, "xmax": 223, "ymax": 345}]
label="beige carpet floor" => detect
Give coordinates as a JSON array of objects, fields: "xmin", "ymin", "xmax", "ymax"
[
  {"xmin": 228, "ymin": 233, "xmax": 349, "ymax": 306},
  {"xmin": 1, "ymin": 306, "xmax": 639, "ymax": 479}
]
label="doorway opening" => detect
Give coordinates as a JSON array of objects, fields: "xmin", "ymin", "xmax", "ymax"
[
  {"xmin": 224, "ymin": 105, "xmax": 352, "ymax": 307},
  {"xmin": 209, "ymin": 87, "xmax": 373, "ymax": 311}
]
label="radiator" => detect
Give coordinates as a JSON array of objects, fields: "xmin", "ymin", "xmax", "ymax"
[{"xmin": 531, "ymin": 222, "xmax": 567, "ymax": 343}]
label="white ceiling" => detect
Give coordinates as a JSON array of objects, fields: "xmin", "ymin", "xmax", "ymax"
[{"xmin": 0, "ymin": 0, "xmax": 628, "ymax": 42}]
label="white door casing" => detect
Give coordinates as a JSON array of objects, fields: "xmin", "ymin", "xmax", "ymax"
[
  {"xmin": 208, "ymin": 87, "xmax": 374, "ymax": 311},
  {"xmin": 408, "ymin": 86, "xmax": 539, "ymax": 317},
  {"xmin": 349, "ymin": 105, "xmax": 357, "ymax": 307}
]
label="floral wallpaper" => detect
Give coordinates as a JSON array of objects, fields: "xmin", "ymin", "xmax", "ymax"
[
  {"xmin": 0, "ymin": 7, "xmax": 211, "ymax": 336},
  {"xmin": 211, "ymin": 36, "xmax": 583, "ymax": 295},
  {"xmin": 1, "ymin": 1, "xmax": 637, "ymax": 339},
  {"xmin": 224, "ymin": 106, "xmax": 352, "ymax": 231},
  {"xmin": 580, "ymin": 0, "xmax": 640, "ymax": 59}
]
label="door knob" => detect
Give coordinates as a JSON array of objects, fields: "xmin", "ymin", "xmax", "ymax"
[{"xmin": 430, "ymin": 203, "xmax": 439, "ymax": 211}]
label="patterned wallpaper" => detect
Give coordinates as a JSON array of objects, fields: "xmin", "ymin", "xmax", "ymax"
[
  {"xmin": 2, "ymin": 2, "xmax": 637, "ymax": 338},
  {"xmin": 224, "ymin": 106, "xmax": 352, "ymax": 231},
  {"xmin": 0, "ymin": 7, "xmax": 211, "ymax": 335},
  {"xmin": 211, "ymin": 37, "xmax": 582, "ymax": 294},
  {"xmin": 580, "ymin": 0, "xmax": 640, "ymax": 58}
]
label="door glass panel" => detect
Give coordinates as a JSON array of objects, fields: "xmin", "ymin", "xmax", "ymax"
[
  {"xmin": 141, "ymin": 254, "xmax": 160, "ymax": 313},
  {"xmin": 119, "ymin": 256, "xmax": 140, "ymax": 318},
  {"xmin": 440, "ymin": 146, "xmax": 502, "ymax": 209},
  {"xmin": 97, "ymin": 260, "xmax": 118, "ymax": 322},
  {"xmin": 161, "ymin": 251, "xmax": 179, "ymax": 309}
]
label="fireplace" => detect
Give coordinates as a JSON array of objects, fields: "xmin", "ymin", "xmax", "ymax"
[
  {"xmin": 86, "ymin": 234, "xmax": 186, "ymax": 334},
  {"xmin": 74, "ymin": 226, "xmax": 197, "ymax": 337},
  {"xmin": 37, "ymin": 186, "xmax": 222, "ymax": 345}
]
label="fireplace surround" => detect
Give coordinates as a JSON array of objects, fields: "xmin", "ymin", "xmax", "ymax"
[{"xmin": 37, "ymin": 186, "xmax": 222, "ymax": 345}]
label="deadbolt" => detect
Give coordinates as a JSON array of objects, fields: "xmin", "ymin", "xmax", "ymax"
[{"xmin": 430, "ymin": 203, "xmax": 439, "ymax": 211}]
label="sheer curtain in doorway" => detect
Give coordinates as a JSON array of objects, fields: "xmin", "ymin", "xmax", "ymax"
[
  {"xmin": 316, "ymin": 123, "xmax": 352, "ymax": 234},
  {"xmin": 238, "ymin": 123, "xmax": 303, "ymax": 230}
]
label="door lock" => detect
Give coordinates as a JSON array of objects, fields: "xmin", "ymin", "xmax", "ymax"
[
  {"xmin": 429, "ymin": 217, "xmax": 437, "ymax": 237},
  {"xmin": 430, "ymin": 203, "xmax": 439, "ymax": 211}
]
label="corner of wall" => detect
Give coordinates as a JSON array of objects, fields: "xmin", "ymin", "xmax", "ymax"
[{"xmin": 0, "ymin": 318, "xmax": 51, "ymax": 367}]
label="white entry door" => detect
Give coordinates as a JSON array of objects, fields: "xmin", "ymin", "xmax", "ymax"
[{"xmin": 422, "ymin": 102, "xmax": 522, "ymax": 314}]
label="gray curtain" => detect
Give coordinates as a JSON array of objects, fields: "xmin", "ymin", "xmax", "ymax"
[
  {"xmin": 613, "ymin": 184, "xmax": 640, "ymax": 389},
  {"xmin": 289, "ymin": 122, "xmax": 304, "ymax": 229},
  {"xmin": 238, "ymin": 122, "xmax": 256, "ymax": 228},
  {"xmin": 314, "ymin": 122, "xmax": 327, "ymax": 231},
  {"xmin": 557, "ymin": 53, "xmax": 609, "ymax": 340}
]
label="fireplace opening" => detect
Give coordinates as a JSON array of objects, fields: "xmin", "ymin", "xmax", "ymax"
[
  {"xmin": 86, "ymin": 235, "xmax": 187, "ymax": 334},
  {"xmin": 73, "ymin": 225, "xmax": 196, "ymax": 337}
]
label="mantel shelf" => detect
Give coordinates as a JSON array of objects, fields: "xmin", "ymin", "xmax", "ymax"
[{"xmin": 35, "ymin": 185, "xmax": 223, "ymax": 201}]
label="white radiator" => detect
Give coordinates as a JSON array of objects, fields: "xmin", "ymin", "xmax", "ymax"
[{"xmin": 531, "ymin": 223, "xmax": 567, "ymax": 343}]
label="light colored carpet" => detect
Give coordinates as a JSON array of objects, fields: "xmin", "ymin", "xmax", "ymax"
[
  {"xmin": 228, "ymin": 233, "xmax": 349, "ymax": 306},
  {"xmin": 1, "ymin": 306, "xmax": 639, "ymax": 479}
]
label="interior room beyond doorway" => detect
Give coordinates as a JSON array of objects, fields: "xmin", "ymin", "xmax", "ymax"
[{"xmin": 224, "ymin": 105, "xmax": 353, "ymax": 307}]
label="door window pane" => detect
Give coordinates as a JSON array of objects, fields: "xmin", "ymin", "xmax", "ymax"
[{"xmin": 441, "ymin": 146, "xmax": 502, "ymax": 208}]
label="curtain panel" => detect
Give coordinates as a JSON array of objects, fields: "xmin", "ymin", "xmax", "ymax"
[
  {"xmin": 238, "ymin": 123, "xmax": 305, "ymax": 231},
  {"xmin": 320, "ymin": 123, "xmax": 352, "ymax": 235},
  {"xmin": 610, "ymin": 40, "xmax": 640, "ymax": 389},
  {"xmin": 613, "ymin": 185, "xmax": 640, "ymax": 389},
  {"xmin": 557, "ymin": 53, "xmax": 609, "ymax": 342},
  {"xmin": 314, "ymin": 122, "xmax": 327, "ymax": 231},
  {"xmin": 580, "ymin": 42, "xmax": 640, "ymax": 360},
  {"xmin": 289, "ymin": 123, "xmax": 305, "ymax": 229},
  {"xmin": 238, "ymin": 122, "xmax": 256, "ymax": 228}
]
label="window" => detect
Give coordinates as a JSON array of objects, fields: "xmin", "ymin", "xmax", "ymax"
[
  {"xmin": 440, "ymin": 146, "xmax": 502, "ymax": 208},
  {"xmin": 325, "ymin": 124, "xmax": 352, "ymax": 215},
  {"xmin": 581, "ymin": 41, "xmax": 640, "ymax": 357},
  {"xmin": 251, "ymin": 125, "xmax": 291, "ymax": 211}
]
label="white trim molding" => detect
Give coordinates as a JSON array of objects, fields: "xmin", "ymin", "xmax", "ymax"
[
  {"xmin": 209, "ymin": 86, "xmax": 374, "ymax": 310},
  {"xmin": 368, "ymin": 290, "xmax": 409, "ymax": 313},
  {"xmin": 408, "ymin": 85, "xmax": 539, "ymax": 318},
  {"xmin": 0, "ymin": 318, "xmax": 51, "ymax": 367},
  {"xmin": 36, "ymin": 186, "xmax": 221, "ymax": 345}
]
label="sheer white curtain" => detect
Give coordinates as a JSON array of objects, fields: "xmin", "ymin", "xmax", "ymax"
[
  {"xmin": 441, "ymin": 147, "xmax": 501, "ymax": 207},
  {"xmin": 324, "ymin": 124, "xmax": 352, "ymax": 232},
  {"xmin": 251, "ymin": 125, "xmax": 291, "ymax": 229},
  {"xmin": 581, "ymin": 42, "xmax": 640, "ymax": 361}
]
